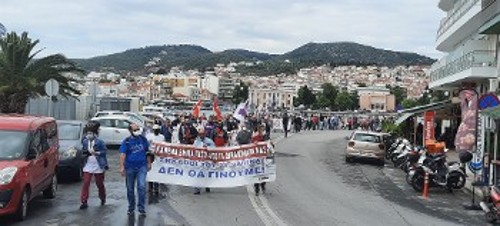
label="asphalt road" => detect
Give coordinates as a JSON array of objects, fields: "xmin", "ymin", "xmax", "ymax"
[{"xmin": 0, "ymin": 131, "xmax": 488, "ymax": 226}]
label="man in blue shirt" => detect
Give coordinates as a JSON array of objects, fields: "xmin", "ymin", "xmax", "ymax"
[
  {"xmin": 193, "ymin": 127, "xmax": 215, "ymax": 195},
  {"xmin": 119, "ymin": 123, "xmax": 151, "ymax": 217}
]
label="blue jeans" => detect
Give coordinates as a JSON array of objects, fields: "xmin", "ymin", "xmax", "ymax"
[{"xmin": 125, "ymin": 165, "xmax": 147, "ymax": 213}]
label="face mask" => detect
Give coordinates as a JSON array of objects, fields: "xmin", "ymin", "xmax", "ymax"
[
  {"xmin": 86, "ymin": 133, "xmax": 95, "ymax": 140},
  {"xmin": 132, "ymin": 129, "xmax": 142, "ymax": 136}
]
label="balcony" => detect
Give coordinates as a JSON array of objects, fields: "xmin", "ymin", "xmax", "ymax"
[
  {"xmin": 436, "ymin": 0, "xmax": 482, "ymax": 51},
  {"xmin": 429, "ymin": 51, "xmax": 497, "ymax": 88},
  {"xmin": 438, "ymin": 0, "xmax": 480, "ymax": 37}
]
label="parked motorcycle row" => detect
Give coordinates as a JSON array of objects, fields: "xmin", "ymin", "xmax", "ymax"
[{"xmin": 384, "ymin": 137, "xmax": 467, "ymax": 193}]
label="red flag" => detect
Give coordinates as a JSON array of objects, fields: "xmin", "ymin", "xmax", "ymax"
[
  {"xmin": 192, "ymin": 100, "xmax": 202, "ymax": 118},
  {"xmin": 213, "ymin": 97, "xmax": 223, "ymax": 121}
]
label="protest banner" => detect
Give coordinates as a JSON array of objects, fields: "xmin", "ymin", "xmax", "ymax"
[{"xmin": 147, "ymin": 142, "xmax": 276, "ymax": 188}]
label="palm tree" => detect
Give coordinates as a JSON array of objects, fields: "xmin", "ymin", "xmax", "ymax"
[{"xmin": 0, "ymin": 32, "xmax": 83, "ymax": 113}]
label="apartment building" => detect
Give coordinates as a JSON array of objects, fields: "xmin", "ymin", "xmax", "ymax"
[
  {"xmin": 358, "ymin": 87, "xmax": 396, "ymax": 112},
  {"xmin": 248, "ymin": 87, "xmax": 297, "ymax": 110}
]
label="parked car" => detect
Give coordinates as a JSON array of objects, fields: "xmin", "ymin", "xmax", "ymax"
[
  {"xmin": 345, "ymin": 131, "xmax": 386, "ymax": 165},
  {"xmin": 56, "ymin": 120, "xmax": 85, "ymax": 181},
  {"xmin": 94, "ymin": 111, "xmax": 147, "ymax": 126},
  {"xmin": 91, "ymin": 116, "xmax": 140, "ymax": 145},
  {"xmin": 0, "ymin": 115, "xmax": 59, "ymax": 221}
]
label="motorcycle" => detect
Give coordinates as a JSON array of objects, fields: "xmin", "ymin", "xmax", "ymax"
[
  {"xmin": 480, "ymin": 186, "xmax": 500, "ymax": 223},
  {"xmin": 385, "ymin": 138, "xmax": 403, "ymax": 160},
  {"xmin": 409, "ymin": 151, "xmax": 466, "ymax": 192},
  {"xmin": 389, "ymin": 139, "xmax": 411, "ymax": 166},
  {"xmin": 400, "ymin": 146, "xmax": 423, "ymax": 173}
]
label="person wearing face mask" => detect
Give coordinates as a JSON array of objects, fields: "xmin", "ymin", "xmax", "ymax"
[
  {"xmin": 119, "ymin": 123, "xmax": 150, "ymax": 217},
  {"xmin": 193, "ymin": 127, "xmax": 215, "ymax": 195},
  {"xmin": 80, "ymin": 122, "xmax": 109, "ymax": 210},
  {"xmin": 145, "ymin": 124, "xmax": 165, "ymax": 194}
]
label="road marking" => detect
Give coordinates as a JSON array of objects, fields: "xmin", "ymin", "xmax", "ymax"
[
  {"xmin": 246, "ymin": 186, "xmax": 287, "ymax": 226},
  {"xmin": 246, "ymin": 133, "xmax": 290, "ymax": 226}
]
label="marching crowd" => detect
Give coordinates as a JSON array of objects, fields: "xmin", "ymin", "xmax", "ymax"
[
  {"xmin": 77, "ymin": 111, "xmax": 389, "ymax": 217},
  {"xmin": 77, "ymin": 112, "xmax": 278, "ymax": 217}
]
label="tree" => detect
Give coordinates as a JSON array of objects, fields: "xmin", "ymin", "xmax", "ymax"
[
  {"xmin": 320, "ymin": 83, "xmax": 339, "ymax": 109},
  {"xmin": 232, "ymin": 82, "xmax": 249, "ymax": 104},
  {"xmin": 335, "ymin": 91, "xmax": 355, "ymax": 111},
  {"xmin": 388, "ymin": 85, "xmax": 407, "ymax": 105},
  {"xmin": 402, "ymin": 99, "xmax": 418, "ymax": 109},
  {"xmin": 295, "ymin": 85, "xmax": 316, "ymax": 107},
  {"xmin": 0, "ymin": 32, "xmax": 83, "ymax": 113}
]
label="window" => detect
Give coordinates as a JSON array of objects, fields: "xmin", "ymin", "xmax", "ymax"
[
  {"xmin": 57, "ymin": 123, "xmax": 82, "ymax": 140},
  {"xmin": 98, "ymin": 119, "xmax": 114, "ymax": 127},
  {"xmin": 115, "ymin": 120, "xmax": 130, "ymax": 129},
  {"xmin": 31, "ymin": 130, "xmax": 42, "ymax": 155},
  {"xmin": 45, "ymin": 122, "xmax": 58, "ymax": 147},
  {"xmin": 0, "ymin": 131, "xmax": 28, "ymax": 159},
  {"xmin": 353, "ymin": 133, "xmax": 381, "ymax": 143}
]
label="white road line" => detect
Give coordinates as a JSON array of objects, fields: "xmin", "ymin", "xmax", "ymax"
[
  {"xmin": 246, "ymin": 186, "xmax": 287, "ymax": 226},
  {"xmin": 246, "ymin": 133, "xmax": 291, "ymax": 226}
]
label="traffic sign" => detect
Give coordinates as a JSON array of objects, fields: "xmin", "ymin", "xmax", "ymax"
[
  {"xmin": 479, "ymin": 93, "xmax": 500, "ymax": 110},
  {"xmin": 44, "ymin": 79, "xmax": 60, "ymax": 97}
]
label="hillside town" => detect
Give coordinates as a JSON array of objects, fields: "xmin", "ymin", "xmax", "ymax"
[{"xmin": 64, "ymin": 64, "xmax": 430, "ymax": 119}]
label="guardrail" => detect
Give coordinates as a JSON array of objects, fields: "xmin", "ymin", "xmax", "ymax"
[{"xmin": 437, "ymin": 0, "xmax": 480, "ymax": 38}]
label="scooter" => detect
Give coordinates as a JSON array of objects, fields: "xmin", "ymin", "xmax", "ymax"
[
  {"xmin": 385, "ymin": 138, "xmax": 403, "ymax": 160},
  {"xmin": 480, "ymin": 186, "xmax": 500, "ymax": 223},
  {"xmin": 409, "ymin": 151, "xmax": 466, "ymax": 192}
]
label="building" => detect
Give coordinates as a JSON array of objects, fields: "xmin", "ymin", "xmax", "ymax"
[
  {"xmin": 430, "ymin": 0, "xmax": 498, "ymax": 93},
  {"xmin": 248, "ymin": 87, "xmax": 297, "ymax": 111},
  {"xmin": 357, "ymin": 87, "xmax": 395, "ymax": 112},
  {"xmin": 218, "ymin": 77, "xmax": 237, "ymax": 101}
]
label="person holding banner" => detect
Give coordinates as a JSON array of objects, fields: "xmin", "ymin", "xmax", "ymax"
[
  {"xmin": 252, "ymin": 125, "xmax": 267, "ymax": 195},
  {"xmin": 193, "ymin": 127, "xmax": 215, "ymax": 195},
  {"xmin": 145, "ymin": 125, "xmax": 164, "ymax": 194},
  {"xmin": 119, "ymin": 123, "xmax": 150, "ymax": 217}
]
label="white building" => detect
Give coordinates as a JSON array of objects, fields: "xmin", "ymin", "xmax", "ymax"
[
  {"xmin": 248, "ymin": 87, "xmax": 297, "ymax": 110},
  {"xmin": 429, "ymin": 0, "xmax": 499, "ymax": 93}
]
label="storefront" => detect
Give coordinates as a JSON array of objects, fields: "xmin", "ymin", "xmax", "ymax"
[
  {"xmin": 479, "ymin": 105, "xmax": 500, "ymax": 186},
  {"xmin": 394, "ymin": 100, "xmax": 460, "ymax": 146}
]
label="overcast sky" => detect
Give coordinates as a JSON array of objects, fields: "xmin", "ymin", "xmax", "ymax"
[{"xmin": 0, "ymin": 0, "xmax": 445, "ymax": 59}]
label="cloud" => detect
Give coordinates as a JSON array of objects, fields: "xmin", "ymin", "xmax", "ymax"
[{"xmin": 0, "ymin": 0, "xmax": 444, "ymax": 59}]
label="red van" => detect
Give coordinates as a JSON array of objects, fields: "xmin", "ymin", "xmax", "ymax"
[{"xmin": 0, "ymin": 115, "xmax": 59, "ymax": 221}]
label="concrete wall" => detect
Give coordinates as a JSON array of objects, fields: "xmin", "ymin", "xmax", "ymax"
[{"xmin": 25, "ymin": 95, "xmax": 95, "ymax": 121}]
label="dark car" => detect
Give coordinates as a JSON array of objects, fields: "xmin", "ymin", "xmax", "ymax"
[{"xmin": 56, "ymin": 120, "xmax": 84, "ymax": 181}]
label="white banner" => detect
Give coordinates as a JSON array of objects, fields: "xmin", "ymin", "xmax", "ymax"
[{"xmin": 147, "ymin": 142, "xmax": 276, "ymax": 188}]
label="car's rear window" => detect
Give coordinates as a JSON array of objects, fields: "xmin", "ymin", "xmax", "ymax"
[{"xmin": 353, "ymin": 133, "xmax": 381, "ymax": 143}]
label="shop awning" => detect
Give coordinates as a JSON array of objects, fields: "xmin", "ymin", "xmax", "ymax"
[
  {"xmin": 394, "ymin": 100, "xmax": 453, "ymax": 125},
  {"xmin": 394, "ymin": 113, "xmax": 413, "ymax": 125},
  {"xmin": 481, "ymin": 105, "xmax": 500, "ymax": 119}
]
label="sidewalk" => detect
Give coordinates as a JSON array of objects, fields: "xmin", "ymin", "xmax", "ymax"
[{"xmin": 446, "ymin": 150, "xmax": 486, "ymax": 199}]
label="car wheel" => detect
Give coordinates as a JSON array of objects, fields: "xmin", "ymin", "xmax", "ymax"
[
  {"xmin": 15, "ymin": 188, "xmax": 29, "ymax": 221},
  {"xmin": 345, "ymin": 156, "xmax": 354, "ymax": 163},
  {"xmin": 43, "ymin": 174, "xmax": 57, "ymax": 199}
]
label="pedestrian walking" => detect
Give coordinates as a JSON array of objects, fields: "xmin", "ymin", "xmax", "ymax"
[
  {"xmin": 146, "ymin": 125, "xmax": 165, "ymax": 194},
  {"xmin": 119, "ymin": 123, "xmax": 151, "ymax": 217},
  {"xmin": 80, "ymin": 122, "xmax": 109, "ymax": 210},
  {"xmin": 193, "ymin": 127, "xmax": 215, "ymax": 195},
  {"xmin": 282, "ymin": 112, "xmax": 290, "ymax": 137},
  {"xmin": 252, "ymin": 125, "xmax": 268, "ymax": 195}
]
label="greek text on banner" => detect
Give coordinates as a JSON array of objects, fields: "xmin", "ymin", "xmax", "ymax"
[{"xmin": 146, "ymin": 142, "xmax": 276, "ymax": 188}]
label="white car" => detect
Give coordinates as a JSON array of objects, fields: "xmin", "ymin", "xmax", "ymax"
[
  {"xmin": 91, "ymin": 116, "xmax": 141, "ymax": 145},
  {"xmin": 94, "ymin": 111, "xmax": 146, "ymax": 126}
]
